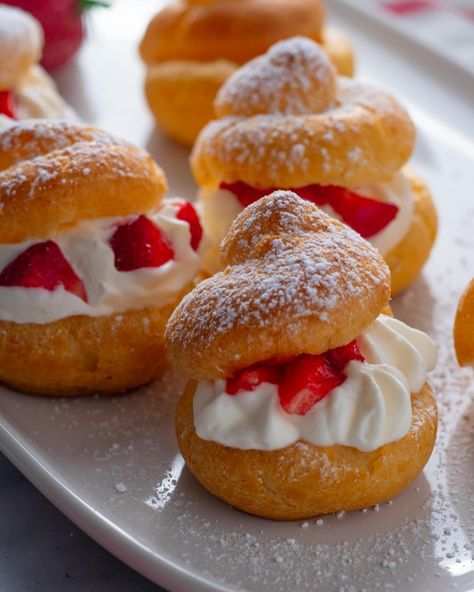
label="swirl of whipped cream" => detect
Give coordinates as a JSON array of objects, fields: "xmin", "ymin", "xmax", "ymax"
[
  {"xmin": 199, "ymin": 171, "xmax": 413, "ymax": 258},
  {"xmin": 0, "ymin": 199, "xmax": 203, "ymax": 324},
  {"xmin": 193, "ymin": 315, "xmax": 437, "ymax": 452}
]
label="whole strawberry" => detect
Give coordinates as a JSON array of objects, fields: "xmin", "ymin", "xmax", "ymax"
[{"xmin": 2, "ymin": 0, "xmax": 107, "ymax": 71}]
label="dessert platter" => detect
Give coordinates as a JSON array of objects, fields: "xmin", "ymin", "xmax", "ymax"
[{"xmin": 0, "ymin": 1, "xmax": 474, "ymax": 591}]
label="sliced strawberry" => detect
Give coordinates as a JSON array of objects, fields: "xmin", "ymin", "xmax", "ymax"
[
  {"xmin": 0, "ymin": 240, "xmax": 87, "ymax": 301},
  {"xmin": 110, "ymin": 215, "xmax": 174, "ymax": 272},
  {"xmin": 221, "ymin": 181, "xmax": 399, "ymax": 238},
  {"xmin": 326, "ymin": 340, "xmax": 365, "ymax": 372},
  {"xmin": 290, "ymin": 185, "xmax": 327, "ymax": 205},
  {"xmin": 316, "ymin": 186, "xmax": 399, "ymax": 239},
  {"xmin": 220, "ymin": 181, "xmax": 273, "ymax": 207},
  {"xmin": 225, "ymin": 342, "xmax": 364, "ymax": 414},
  {"xmin": 176, "ymin": 202, "xmax": 203, "ymax": 251},
  {"xmin": 0, "ymin": 90, "xmax": 17, "ymax": 119},
  {"xmin": 382, "ymin": 1, "xmax": 436, "ymax": 16},
  {"xmin": 278, "ymin": 354, "xmax": 345, "ymax": 415},
  {"xmin": 292, "ymin": 185, "xmax": 399, "ymax": 238},
  {"xmin": 226, "ymin": 363, "xmax": 281, "ymax": 395}
]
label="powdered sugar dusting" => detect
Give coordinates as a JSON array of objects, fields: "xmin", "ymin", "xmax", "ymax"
[
  {"xmin": 0, "ymin": 121, "xmax": 153, "ymax": 232},
  {"xmin": 168, "ymin": 192, "xmax": 388, "ymax": 347},
  {"xmin": 0, "ymin": 119, "xmax": 122, "ymax": 168},
  {"xmin": 194, "ymin": 55, "xmax": 414, "ymax": 186},
  {"xmin": 198, "ymin": 115, "xmax": 317, "ymax": 176},
  {"xmin": 1, "ymin": 142, "xmax": 145, "ymax": 200},
  {"xmin": 216, "ymin": 36, "xmax": 336, "ymax": 117}
]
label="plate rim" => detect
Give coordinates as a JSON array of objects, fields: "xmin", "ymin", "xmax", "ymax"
[{"xmin": 0, "ymin": 415, "xmax": 229, "ymax": 592}]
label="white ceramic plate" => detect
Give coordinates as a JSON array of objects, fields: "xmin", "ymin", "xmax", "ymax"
[{"xmin": 1, "ymin": 1, "xmax": 474, "ymax": 591}]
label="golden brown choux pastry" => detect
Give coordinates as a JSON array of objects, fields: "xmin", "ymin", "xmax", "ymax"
[
  {"xmin": 166, "ymin": 191, "xmax": 438, "ymax": 520},
  {"xmin": 139, "ymin": 0, "xmax": 355, "ymax": 146},
  {"xmin": 0, "ymin": 119, "xmax": 205, "ymax": 396},
  {"xmin": 192, "ymin": 37, "xmax": 437, "ymax": 294},
  {"xmin": 454, "ymin": 279, "xmax": 474, "ymax": 367},
  {"xmin": 0, "ymin": 4, "xmax": 76, "ymax": 120}
]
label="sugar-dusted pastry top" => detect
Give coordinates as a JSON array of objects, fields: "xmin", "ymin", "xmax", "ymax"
[
  {"xmin": 0, "ymin": 119, "xmax": 116, "ymax": 167},
  {"xmin": 0, "ymin": 120, "xmax": 167, "ymax": 243},
  {"xmin": 140, "ymin": 0, "xmax": 325, "ymax": 65},
  {"xmin": 0, "ymin": 5, "xmax": 43, "ymax": 90},
  {"xmin": 214, "ymin": 35, "xmax": 337, "ymax": 117},
  {"xmin": 165, "ymin": 191, "xmax": 390, "ymax": 379},
  {"xmin": 191, "ymin": 37, "xmax": 415, "ymax": 188}
]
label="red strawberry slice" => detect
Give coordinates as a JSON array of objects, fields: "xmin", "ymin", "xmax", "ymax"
[
  {"xmin": 265, "ymin": 355, "xmax": 297, "ymax": 366},
  {"xmin": 325, "ymin": 339, "xmax": 364, "ymax": 372},
  {"xmin": 110, "ymin": 215, "xmax": 174, "ymax": 272},
  {"xmin": 0, "ymin": 240, "xmax": 87, "ymax": 301},
  {"xmin": 382, "ymin": 1, "xmax": 436, "ymax": 16},
  {"xmin": 278, "ymin": 354, "xmax": 345, "ymax": 415},
  {"xmin": 221, "ymin": 181, "xmax": 399, "ymax": 238},
  {"xmin": 312, "ymin": 186, "xmax": 399, "ymax": 239},
  {"xmin": 176, "ymin": 202, "xmax": 203, "ymax": 251},
  {"xmin": 0, "ymin": 90, "xmax": 17, "ymax": 119},
  {"xmin": 220, "ymin": 181, "xmax": 273, "ymax": 207},
  {"xmin": 223, "ymin": 342, "xmax": 364, "ymax": 414},
  {"xmin": 226, "ymin": 364, "xmax": 281, "ymax": 395}
]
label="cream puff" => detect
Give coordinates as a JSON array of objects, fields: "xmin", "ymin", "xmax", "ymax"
[
  {"xmin": 166, "ymin": 191, "xmax": 438, "ymax": 520},
  {"xmin": 192, "ymin": 37, "xmax": 438, "ymax": 295},
  {"xmin": 0, "ymin": 4, "xmax": 76, "ymax": 120},
  {"xmin": 454, "ymin": 279, "xmax": 474, "ymax": 367},
  {"xmin": 139, "ymin": 0, "xmax": 354, "ymax": 147},
  {"xmin": 0, "ymin": 119, "xmax": 204, "ymax": 396}
]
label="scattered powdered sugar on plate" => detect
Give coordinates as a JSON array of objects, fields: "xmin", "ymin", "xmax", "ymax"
[{"xmin": 114, "ymin": 482, "xmax": 127, "ymax": 494}]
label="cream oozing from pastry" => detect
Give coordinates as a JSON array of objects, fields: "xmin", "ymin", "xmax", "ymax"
[
  {"xmin": 15, "ymin": 66, "xmax": 77, "ymax": 120},
  {"xmin": 193, "ymin": 315, "xmax": 437, "ymax": 452},
  {"xmin": 199, "ymin": 172, "xmax": 413, "ymax": 257},
  {"xmin": 0, "ymin": 199, "xmax": 202, "ymax": 323}
]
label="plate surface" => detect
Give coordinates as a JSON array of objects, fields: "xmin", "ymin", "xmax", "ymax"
[{"xmin": 1, "ymin": 1, "xmax": 474, "ymax": 591}]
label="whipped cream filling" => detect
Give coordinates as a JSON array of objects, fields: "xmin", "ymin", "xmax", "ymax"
[
  {"xmin": 199, "ymin": 172, "xmax": 414, "ymax": 257},
  {"xmin": 15, "ymin": 65, "xmax": 77, "ymax": 121},
  {"xmin": 0, "ymin": 199, "xmax": 202, "ymax": 324},
  {"xmin": 194, "ymin": 315, "xmax": 437, "ymax": 452}
]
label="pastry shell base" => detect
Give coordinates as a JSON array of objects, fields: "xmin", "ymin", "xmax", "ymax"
[
  {"xmin": 176, "ymin": 380, "xmax": 437, "ymax": 520},
  {"xmin": 0, "ymin": 291, "xmax": 190, "ymax": 397}
]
